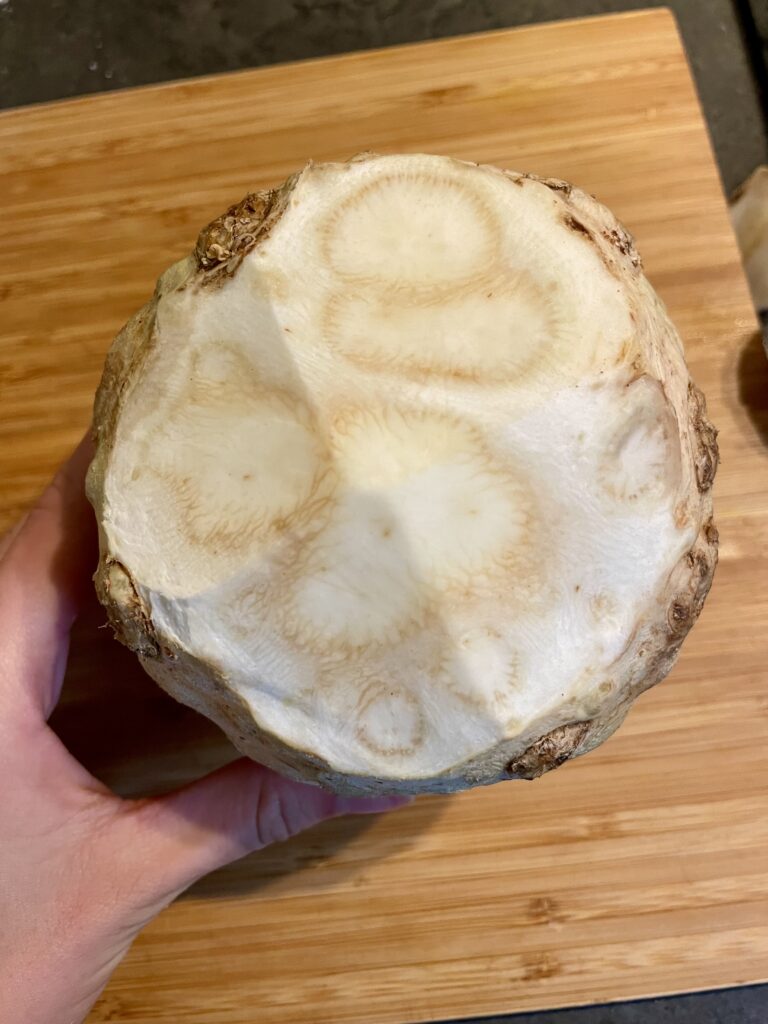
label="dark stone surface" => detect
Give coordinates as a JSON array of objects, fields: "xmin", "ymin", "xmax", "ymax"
[
  {"xmin": 745, "ymin": 0, "xmax": 768, "ymax": 129},
  {"xmin": 0, "ymin": 0, "xmax": 766, "ymax": 1022},
  {"xmin": 0, "ymin": 0, "xmax": 766, "ymax": 191},
  {"xmin": 746, "ymin": 0, "xmax": 768, "ymax": 67},
  {"xmin": 441, "ymin": 985, "xmax": 768, "ymax": 1024}
]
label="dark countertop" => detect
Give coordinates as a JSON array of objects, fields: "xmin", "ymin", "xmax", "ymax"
[
  {"xmin": 1, "ymin": 2, "xmax": 766, "ymax": 1023},
  {"xmin": 446, "ymin": 985, "xmax": 768, "ymax": 1024}
]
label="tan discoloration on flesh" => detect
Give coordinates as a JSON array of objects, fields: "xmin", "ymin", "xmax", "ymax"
[
  {"xmin": 616, "ymin": 338, "xmax": 634, "ymax": 365},
  {"xmin": 160, "ymin": 374, "xmax": 332, "ymax": 556},
  {"xmin": 596, "ymin": 377, "xmax": 681, "ymax": 510},
  {"xmin": 319, "ymin": 168, "xmax": 503, "ymax": 295},
  {"xmin": 107, "ymin": 332, "xmax": 339, "ymax": 590},
  {"xmin": 356, "ymin": 684, "xmax": 426, "ymax": 757},
  {"xmin": 674, "ymin": 501, "xmax": 692, "ymax": 529},
  {"xmin": 590, "ymin": 592, "xmax": 619, "ymax": 621},
  {"xmin": 246, "ymin": 264, "xmax": 293, "ymax": 304},
  {"xmin": 441, "ymin": 631, "xmax": 522, "ymax": 715},
  {"xmin": 274, "ymin": 402, "xmax": 543, "ymax": 657},
  {"xmin": 319, "ymin": 269, "xmax": 566, "ymax": 385}
]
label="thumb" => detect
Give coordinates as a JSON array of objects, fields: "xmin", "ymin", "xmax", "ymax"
[{"xmin": 124, "ymin": 758, "xmax": 410, "ymax": 899}]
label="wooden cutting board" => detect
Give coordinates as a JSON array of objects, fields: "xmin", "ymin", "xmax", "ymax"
[{"xmin": 2, "ymin": 9, "xmax": 767, "ymax": 1023}]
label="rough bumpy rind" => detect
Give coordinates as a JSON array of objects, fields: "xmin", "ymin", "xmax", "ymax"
[
  {"xmin": 194, "ymin": 173, "xmax": 298, "ymax": 280},
  {"xmin": 86, "ymin": 155, "xmax": 719, "ymax": 796}
]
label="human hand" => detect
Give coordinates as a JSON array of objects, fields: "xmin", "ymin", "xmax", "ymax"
[{"xmin": 0, "ymin": 439, "xmax": 408, "ymax": 1024}]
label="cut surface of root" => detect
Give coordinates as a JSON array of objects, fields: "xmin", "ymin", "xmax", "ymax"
[{"xmin": 89, "ymin": 153, "xmax": 718, "ymax": 792}]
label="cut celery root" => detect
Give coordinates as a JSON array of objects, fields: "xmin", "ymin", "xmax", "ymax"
[{"xmin": 87, "ymin": 154, "xmax": 718, "ymax": 795}]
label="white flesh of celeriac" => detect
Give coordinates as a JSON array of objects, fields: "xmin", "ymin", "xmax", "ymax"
[{"xmin": 88, "ymin": 154, "xmax": 718, "ymax": 793}]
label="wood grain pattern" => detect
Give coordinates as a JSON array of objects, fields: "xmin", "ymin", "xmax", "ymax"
[{"xmin": 1, "ymin": 9, "xmax": 767, "ymax": 1023}]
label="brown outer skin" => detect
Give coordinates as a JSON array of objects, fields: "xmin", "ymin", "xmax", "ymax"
[{"xmin": 86, "ymin": 157, "xmax": 719, "ymax": 796}]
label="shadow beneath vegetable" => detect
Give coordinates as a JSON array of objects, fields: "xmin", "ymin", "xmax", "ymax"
[
  {"xmin": 737, "ymin": 330, "xmax": 768, "ymax": 448},
  {"xmin": 185, "ymin": 793, "xmax": 448, "ymax": 900},
  {"xmin": 53, "ymin": 591, "xmax": 241, "ymax": 799}
]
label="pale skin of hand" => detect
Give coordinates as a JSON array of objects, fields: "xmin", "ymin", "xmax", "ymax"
[{"xmin": 0, "ymin": 441, "xmax": 409, "ymax": 1024}]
